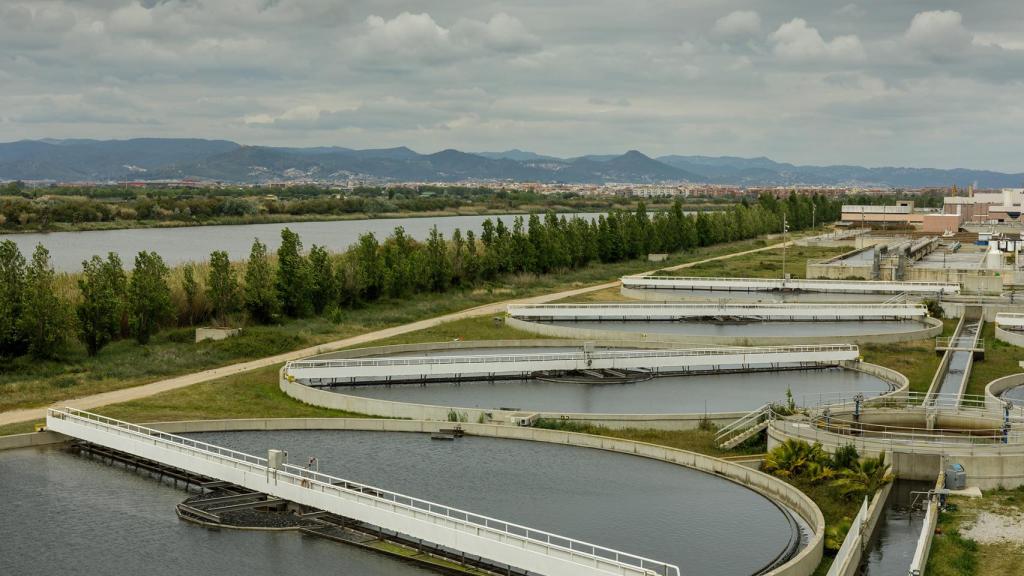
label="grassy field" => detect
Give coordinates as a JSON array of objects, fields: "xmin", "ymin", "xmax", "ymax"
[
  {"xmin": 861, "ymin": 319, "xmax": 958, "ymax": 394},
  {"xmin": 927, "ymin": 487, "xmax": 1024, "ymax": 576},
  {"xmin": 554, "ymin": 244, "xmax": 847, "ymax": 303},
  {"xmin": 2, "ymin": 235, "xmax": 788, "ymax": 414},
  {"xmin": 659, "ymin": 244, "xmax": 848, "ymax": 279}
]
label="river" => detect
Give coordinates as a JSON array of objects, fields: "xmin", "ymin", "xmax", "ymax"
[{"xmin": 3, "ymin": 213, "xmax": 602, "ymax": 272}]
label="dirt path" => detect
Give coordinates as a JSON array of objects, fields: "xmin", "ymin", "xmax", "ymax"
[{"xmin": 0, "ymin": 239, "xmax": 793, "ymax": 427}]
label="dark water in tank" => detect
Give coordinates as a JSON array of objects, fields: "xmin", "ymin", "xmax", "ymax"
[
  {"xmin": 337, "ymin": 367, "xmax": 892, "ymax": 413},
  {"xmin": 0, "ymin": 430, "xmax": 798, "ymax": 576}
]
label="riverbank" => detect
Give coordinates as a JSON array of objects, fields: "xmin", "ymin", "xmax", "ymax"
[{"xmin": 0, "ymin": 200, "xmax": 715, "ymax": 234}]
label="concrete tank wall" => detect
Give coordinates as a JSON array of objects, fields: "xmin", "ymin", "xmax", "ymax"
[{"xmin": 505, "ymin": 316, "xmax": 944, "ymax": 347}]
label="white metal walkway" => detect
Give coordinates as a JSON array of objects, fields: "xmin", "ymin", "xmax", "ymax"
[
  {"xmin": 285, "ymin": 345, "xmax": 860, "ymax": 383},
  {"xmin": 46, "ymin": 408, "xmax": 679, "ymax": 576},
  {"xmin": 507, "ymin": 303, "xmax": 927, "ymax": 321},
  {"xmin": 622, "ymin": 276, "xmax": 959, "ymax": 295}
]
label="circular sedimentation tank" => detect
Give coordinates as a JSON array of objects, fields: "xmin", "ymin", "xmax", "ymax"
[
  {"xmin": 511, "ymin": 318, "xmax": 938, "ymax": 345},
  {"xmin": 0, "ymin": 429, "xmax": 806, "ymax": 576},
  {"xmin": 289, "ymin": 343, "xmax": 902, "ymax": 426}
]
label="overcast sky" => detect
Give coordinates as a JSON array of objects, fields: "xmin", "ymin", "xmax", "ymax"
[{"xmin": 2, "ymin": 1, "xmax": 1024, "ymax": 171}]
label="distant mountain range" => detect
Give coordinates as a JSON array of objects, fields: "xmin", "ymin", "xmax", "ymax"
[{"xmin": 1, "ymin": 138, "xmax": 1022, "ymax": 188}]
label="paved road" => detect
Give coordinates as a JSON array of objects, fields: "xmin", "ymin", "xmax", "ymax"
[{"xmin": 0, "ymin": 239, "xmax": 793, "ymax": 427}]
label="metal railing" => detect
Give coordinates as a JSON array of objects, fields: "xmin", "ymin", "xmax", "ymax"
[
  {"xmin": 795, "ymin": 391, "xmax": 1018, "ymax": 415},
  {"xmin": 774, "ymin": 419, "xmax": 1024, "ymax": 449},
  {"xmin": 48, "ymin": 407, "xmax": 680, "ymax": 576},
  {"xmin": 935, "ymin": 337, "xmax": 985, "ymax": 349},
  {"xmin": 622, "ymin": 276, "xmax": 959, "ymax": 294},
  {"xmin": 715, "ymin": 403, "xmax": 773, "ymax": 444},
  {"xmin": 286, "ymin": 344, "xmax": 859, "ymax": 370},
  {"xmin": 508, "ymin": 303, "xmax": 925, "ymax": 311}
]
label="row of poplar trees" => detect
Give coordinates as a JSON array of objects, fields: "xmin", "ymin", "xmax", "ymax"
[{"xmin": 0, "ymin": 193, "xmax": 839, "ymax": 360}]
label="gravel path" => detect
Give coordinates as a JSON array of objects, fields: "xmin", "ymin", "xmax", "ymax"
[{"xmin": 961, "ymin": 511, "xmax": 1024, "ymax": 545}]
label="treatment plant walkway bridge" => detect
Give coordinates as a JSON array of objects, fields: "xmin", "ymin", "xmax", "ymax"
[
  {"xmin": 507, "ymin": 303, "xmax": 927, "ymax": 321},
  {"xmin": 621, "ymin": 276, "xmax": 959, "ymax": 296},
  {"xmin": 285, "ymin": 344, "xmax": 861, "ymax": 385},
  {"xmin": 46, "ymin": 407, "xmax": 680, "ymax": 576}
]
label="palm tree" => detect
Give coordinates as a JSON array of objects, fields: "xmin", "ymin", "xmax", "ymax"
[
  {"xmin": 832, "ymin": 453, "xmax": 894, "ymax": 500},
  {"xmin": 763, "ymin": 439, "xmax": 830, "ymax": 479}
]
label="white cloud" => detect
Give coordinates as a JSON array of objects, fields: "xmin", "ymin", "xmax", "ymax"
[
  {"xmin": 360, "ymin": 12, "xmax": 453, "ymax": 62},
  {"xmin": 904, "ymin": 10, "xmax": 973, "ymax": 57},
  {"xmin": 712, "ymin": 11, "xmax": 761, "ymax": 38},
  {"xmin": 453, "ymin": 13, "xmax": 540, "ymax": 53},
  {"xmin": 108, "ymin": 2, "xmax": 153, "ymax": 34},
  {"xmin": 352, "ymin": 11, "xmax": 539, "ymax": 66},
  {"xmin": 771, "ymin": 18, "xmax": 865, "ymax": 62}
]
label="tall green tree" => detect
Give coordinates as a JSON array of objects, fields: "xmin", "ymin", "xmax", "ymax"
[
  {"xmin": 308, "ymin": 244, "xmax": 336, "ymax": 315},
  {"xmin": 244, "ymin": 238, "xmax": 277, "ymax": 323},
  {"xmin": 19, "ymin": 244, "xmax": 70, "ymax": 359},
  {"xmin": 206, "ymin": 250, "xmax": 239, "ymax": 324},
  {"xmin": 0, "ymin": 240, "xmax": 27, "ymax": 357},
  {"xmin": 276, "ymin": 228, "xmax": 310, "ymax": 317},
  {"xmin": 76, "ymin": 253, "xmax": 127, "ymax": 356},
  {"xmin": 181, "ymin": 263, "xmax": 199, "ymax": 326},
  {"xmin": 128, "ymin": 251, "xmax": 173, "ymax": 344},
  {"xmin": 425, "ymin": 226, "xmax": 452, "ymax": 292},
  {"xmin": 354, "ymin": 233, "xmax": 384, "ymax": 301}
]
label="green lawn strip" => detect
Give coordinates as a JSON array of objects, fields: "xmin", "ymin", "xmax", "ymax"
[
  {"xmin": 927, "ymin": 486, "xmax": 1024, "ymax": 576},
  {"xmin": 966, "ymin": 322, "xmax": 1024, "ymax": 397},
  {"xmin": 861, "ymin": 318, "xmax": 958, "ymax": 395},
  {"xmin": 664, "ymin": 245, "xmax": 848, "ymax": 279},
  {"xmin": 1, "ymin": 235, "xmax": 783, "ymax": 414}
]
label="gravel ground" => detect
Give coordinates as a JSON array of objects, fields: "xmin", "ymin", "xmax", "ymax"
[{"xmin": 961, "ymin": 511, "xmax": 1024, "ymax": 545}]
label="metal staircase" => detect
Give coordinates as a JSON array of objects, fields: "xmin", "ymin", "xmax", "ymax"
[{"xmin": 716, "ymin": 404, "xmax": 773, "ymax": 450}]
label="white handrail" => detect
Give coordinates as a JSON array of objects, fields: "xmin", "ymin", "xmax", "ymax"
[
  {"xmin": 287, "ymin": 344, "xmax": 859, "ymax": 370},
  {"xmin": 628, "ymin": 276, "xmax": 957, "ymax": 288},
  {"xmin": 508, "ymin": 303, "xmax": 926, "ymax": 311},
  {"xmin": 48, "ymin": 407, "xmax": 680, "ymax": 576}
]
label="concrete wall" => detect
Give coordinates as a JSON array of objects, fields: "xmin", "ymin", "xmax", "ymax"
[
  {"xmin": 505, "ymin": 316, "xmax": 944, "ymax": 347},
  {"xmin": 908, "ymin": 471, "xmax": 945, "ymax": 576},
  {"xmin": 995, "ymin": 326, "xmax": 1024, "ymax": 348},
  {"xmin": 768, "ymin": 418, "xmax": 1024, "ymax": 489},
  {"xmin": 826, "ymin": 482, "xmax": 893, "ymax": 576},
  {"xmin": 14, "ymin": 416, "xmax": 826, "ymax": 576},
  {"xmin": 985, "ymin": 373, "xmax": 1024, "ymax": 411}
]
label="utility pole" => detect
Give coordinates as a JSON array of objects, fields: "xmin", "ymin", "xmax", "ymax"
[
  {"xmin": 812, "ymin": 204, "xmax": 816, "ymax": 229},
  {"xmin": 782, "ymin": 214, "xmax": 789, "ymax": 286}
]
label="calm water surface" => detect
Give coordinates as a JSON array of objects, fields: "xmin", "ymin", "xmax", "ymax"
[
  {"xmin": 6, "ymin": 213, "xmax": 600, "ymax": 271},
  {"xmin": 0, "ymin": 430, "xmax": 796, "ymax": 576},
  {"xmin": 335, "ymin": 367, "xmax": 892, "ymax": 413}
]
